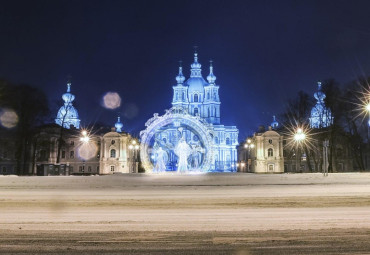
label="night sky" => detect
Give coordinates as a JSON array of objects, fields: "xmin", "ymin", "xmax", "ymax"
[{"xmin": 2, "ymin": 0, "xmax": 370, "ymax": 140}]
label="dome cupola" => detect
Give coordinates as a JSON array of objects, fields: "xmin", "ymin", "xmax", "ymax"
[
  {"xmin": 271, "ymin": 115, "xmax": 279, "ymax": 129},
  {"xmin": 186, "ymin": 51, "xmax": 207, "ymax": 95},
  {"xmin": 115, "ymin": 116, "xmax": 123, "ymax": 133},
  {"xmin": 207, "ymin": 60, "xmax": 217, "ymax": 84},
  {"xmin": 314, "ymin": 82, "xmax": 326, "ymax": 102},
  {"xmin": 175, "ymin": 64, "xmax": 185, "ymax": 84}
]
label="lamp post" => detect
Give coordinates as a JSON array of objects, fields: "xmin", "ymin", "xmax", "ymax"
[
  {"xmin": 294, "ymin": 128, "xmax": 306, "ymax": 173},
  {"xmin": 129, "ymin": 140, "xmax": 140, "ymax": 173},
  {"xmin": 244, "ymin": 138, "xmax": 255, "ymax": 172}
]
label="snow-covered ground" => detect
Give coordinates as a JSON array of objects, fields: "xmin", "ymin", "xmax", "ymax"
[{"xmin": 1, "ymin": 173, "xmax": 370, "ymax": 254}]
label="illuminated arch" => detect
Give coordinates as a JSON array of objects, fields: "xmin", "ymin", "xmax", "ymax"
[{"xmin": 140, "ymin": 107, "xmax": 215, "ymax": 173}]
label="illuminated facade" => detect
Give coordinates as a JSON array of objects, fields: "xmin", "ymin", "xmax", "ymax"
[
  {"xmin": 309, "ymin": 82, "xmax": 333, "ymax": 128},
  {"xmin": 140, "ymin": 52, "xmax": 239, "ymax": 173},
  {"xmin": 55, "ymin": 81, "xmax": 81, "ymax": 129}
]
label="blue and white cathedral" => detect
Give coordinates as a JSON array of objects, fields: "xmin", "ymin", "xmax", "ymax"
[{"xmin": 140, "ymin": 51, "xmax": 239, "ymax": 173}]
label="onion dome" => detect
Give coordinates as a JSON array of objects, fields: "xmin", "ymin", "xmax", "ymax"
[
  {"xmin": 314, "ymin": 82, "xmax": 326, "ymax": 102},
  {"xmin": 207, "ymin": 60, "xmax": 217, "ymax": 84},
  {"xmin": 176, "ymin": 65, "xmax": 185, "ymax": 84},
  {"xmin": 62, "ymin": 82, "xmax": 75, "ymax": 104},
  {"xmin": 271, "ymin": 115, "xmax": 279, "ymax": 129},
  {"xmin": 190, "ymin": 52, "xmax": 202, "ymax": 70},
  {"xmin": 186, "ymin": 51, "xmax": 207, "ymax": 94},
  {"xmin": 115, "ymin": 116, "xmax": 123, "ymax": 133}
]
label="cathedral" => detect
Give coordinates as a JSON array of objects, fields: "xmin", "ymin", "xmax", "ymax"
[{"xmin": 140, "ymin": 51, "xmax": 239, "ymax": 172}]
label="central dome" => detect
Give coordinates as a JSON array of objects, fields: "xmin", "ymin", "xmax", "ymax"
[{"xmin": 186, "ymin": 76, "xmax": 207, "ymax": 94}]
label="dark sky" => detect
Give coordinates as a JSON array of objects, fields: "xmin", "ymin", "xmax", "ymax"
[{"xmin": 2, "ymin": 0, "xmax": 370, "ymax": 140}]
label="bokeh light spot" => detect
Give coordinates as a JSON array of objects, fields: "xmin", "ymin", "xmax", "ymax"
[
  {"xmin": 78, "ymin": 142, "xmax": 98, "ymax": 160},
  {"xmin": 0, "ymin": 109, "xmax": 18, "ymax": 128},
  {"xmin": 102, "ymin": 92, "xmax": 121, "ymax": 109}
]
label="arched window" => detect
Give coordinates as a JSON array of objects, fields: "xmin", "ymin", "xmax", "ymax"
[
  {"xmin": 110, "ymin": 149, "xmax": 116, "ymax": 158},
  {"xmin": 194, "ymin": 108, "xmax": 199, "ymax": 115},
  {"xmin": 226, "ymin": 137, "xmax": 231, "ymax": 145},
  {"xmin": 194, "ymin": 94, "xmax": 198, "ymax": 102},
  {"xmin": 268, "ymin": 148, "xmax": 273, "ymax": 157}
]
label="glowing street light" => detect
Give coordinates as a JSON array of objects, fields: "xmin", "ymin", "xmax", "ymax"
[
  {"xmin": 129, "ymin": 139, "xmax": 140, "ymax": 173},
  {"xmin": 366, "ymin": 103, "xmax": 370, "ymax": 112},
  {"xmin": 294, "ymin": 128, "xmax": 306, "ymax": 142},
  {"xmin": 243, "ymin": 138, "xmax": 255, "ymax": 172},
  {"xmin": 80, "ymin": 130, "xmax": 90, "ymax": 143}
]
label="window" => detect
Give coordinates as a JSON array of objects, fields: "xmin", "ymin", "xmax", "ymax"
[
  {"xmin": 208, "ymin": 108, "xmax": 210, "ymax": 117},
  {"xmin": 70, "ymin": 140, "xmax": 74, "ymax": 146},
  {"xmin": 110, "ymin": 149, "xmax": 116, "ymax": 158},
  {"xmin": 97, "ymin": 166, "xmax": 99, "ymax": 172},
  {"xmin": 226, "ymin": 138, "xmax": 231, "ymax": 145},
  {"xmin": 182, "ymin": 92, "xmax": 185, "ymax": 100},
  {"xmin": 175, "ymin": 93, "xmax": 178, "ymax": 100},
  {"xmin": 61, "ymin": 151, "xmax": 65, "ymax": 159},
  {"xmin": 268, "ymin": 148, "xmax": 273, "ymax": 157},
  {"xmin": 215, "ymin": 137, "xmax": 219, "ymax": 144},
  {"xmin": 69, "ymin": 166, "xmax": 73, "ymax": 172},
  {"xmin": 268, "ymin": 164, "xmax": 274, "ymax": 171},
  {"xmin": 79, "ymin": 166, "xmax": 84, "ymax": 172},
  {"xmin": 194, "ymin": 94, "xmax": 198, "ymax": 102},
  {"xmin": 88, "ymin": 166, "xmax": 92, "ymax": 172},
  {"xmin": 207, "ymin": 93, "xmax": 210, "ymax": 100},
  {"xmin": 268, "ymin": 139, "xmax": 272, "ymax": 144},
  {"xmin": 194, "ymin": 108, "xmax": 198, "ymax": 115},
  {"xmin": 111, "ymin": 140, "xmax": 115, "ymax": 145},
  {"xmin": 2, "ymin": 166, "xmax": 6, "ymax": 173},
  {"xmin": 70, "ymin": 151, "xmax": 74, "ymax": 159},
  {"xmin": 110, "ymin": 166, "xmax": 115, "ymax": 172}
]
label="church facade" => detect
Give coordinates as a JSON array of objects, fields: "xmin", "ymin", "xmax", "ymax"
[{"xmin": 140, "ymin": 52, "xmax": 239, "ymax": 173}]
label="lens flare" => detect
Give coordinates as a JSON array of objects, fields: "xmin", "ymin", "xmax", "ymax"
[
  {"xmin": 78, "ymin": 142, "xmax": 98, "ymax": 160},
  {"xmin": 102, "ymin": 92, "xmax": 121, "ymax": 109},
  {"xmin": 0, "ymin": 109, "xmax": 18, "ymax": 128}
]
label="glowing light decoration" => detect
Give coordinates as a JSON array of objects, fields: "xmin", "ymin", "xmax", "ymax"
[
  {"xmin": 140, "ymin": 107, "xmax": 215, "ymax": 173},
  {"xmin": 55, "ymin": 81, "xmax": 81, "ymax": 129}
]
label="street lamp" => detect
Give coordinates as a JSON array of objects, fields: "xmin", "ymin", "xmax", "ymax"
[
  {"xmin": 129, "ymin": 139, "xmax": 140, "ymax": 173},
  {"xmin": 244, "ymin": 138, "xmax": 255, "ymax": 172},
  {"xmin": 293, "ymin": 127, "xmax": 306, "ymax": 173},
  {"xmin": 294, "ymin": 128, "xmax": 306, "ymax": 142},
  {"xmin": 80, "ymin": 130, "xmax": 90, "ymax": 143}
]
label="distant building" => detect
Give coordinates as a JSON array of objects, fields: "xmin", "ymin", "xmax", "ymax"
[
  {"xmin": 0, "ymin": 119, "xmax": 138, "ymax": 175},
  {"xmin": 249, "ymin": 126, "xmax": 284, "ymax": 173}
]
